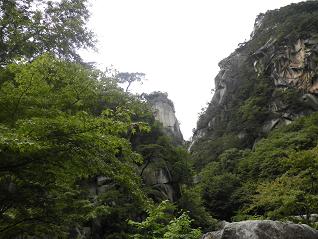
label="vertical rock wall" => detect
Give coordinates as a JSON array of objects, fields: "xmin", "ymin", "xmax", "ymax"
[
  {"xmin": 145, "ymin": 92, "xmax": 184, "ymax": 144},
  {"xmin": 138, "ymin": 92, "xmax": 184, "ymax": 202}
]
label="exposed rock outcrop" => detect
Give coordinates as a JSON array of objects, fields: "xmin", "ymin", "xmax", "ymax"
[
  {"xmin": 141, "ymin": 161, "xmax": 176, "ymax": 201},
  {"xmin": 202, "ymin": 220, "xmax": 318, "ymax": 239},
  {"xmin": 145, "ymin": 92, "xmax": 183, "ymax": 144},
  {"xmin": 254, "ymin": 38, "xmax": 318, "ymax": 92},
  {"xmin": 193, "ymin": 36, "xmax": 318, "ymax": 145},
  {"xmin": 190, "ymin": 4, "xmax": 318, "ymax": 237},
  {"xmin": 133, "ymin": 92, "xmax": 184, "ymax": 202},
  {"xmin": 191, "ymin": 4, "xmax": 318, "ymax": 153}
]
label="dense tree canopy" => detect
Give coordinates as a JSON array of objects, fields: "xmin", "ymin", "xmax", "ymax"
[
  {"xmin": 0, "ymin": 1, "xmax": 203, "ymax": 237},
  {"xmin": 0, "ymin": 0, "xmax": 94, "ymax": 65},
  {"xmin": 0, "ymin": 54, "xmax": 148, "ymax": 237}
]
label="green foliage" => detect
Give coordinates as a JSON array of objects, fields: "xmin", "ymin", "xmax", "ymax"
[
  {"xmin": 235, "ymin": 114, "xmax": 318, "ymax": 222},
  {"xmin": 190, "ymin": 2, "xmax": 318, "ymax": 226},
  {"xmin": 163, "ymin": 213, "xmax": 202, "ymax": 239},
  {"xmin": 239, "ymin": 96, "xmax": 269, "ymax": 130},
  {"xmin": 191, "ymin": 149, "xmax": 248, "ymax": 220},
  {"xmin": 129, "ymin": 200, "xmax": 175, "ymax": 238},
  {"xmin": 239, "ymin": 113, "xmax": 318, "ymax": 180},
  {"xmin": 0, "ymin": 54, "xmax": 200, "ymax": 238},
  {"xmin": 219, "ymin": 148, "xmax": 249, "ymax": 173},
  {"xmin": 5, "ymin": 0, "xmax": 318, "ymax": 236},
  {"xmin": 195, "ymin": 112, "xmax": 318, "ymax": 224},
  {"xmin": 116, "ymin": 72, "xmax": 146, "ymax": 92},
  {"xmin": 0, "ymin": 55, "xmax": 148, "ymax": 237},
  {"xmin": 0, "ymin": 54, "xmax": 96, "ymax": 123},
  {"xmin": 201, "ymin": 169, "xmax": 241, "ymax": 220},
  {"xmin": 191, "ymin": 134, "xmax": 243, "ymax": 170},
  {"xmin": 0, "ymin": 0, "xmax": 95, "ymax": 65},
  {"xmin": 246, "ymin": 148, "xmax": 318, "ymax": 225},
  {"xmin": 129, "ymin": 200, "xmax": 202, "ymax": 239},
  {"xmin": 250, "ymin": 1, "xmax": 318, "ymax": 51},
  {"xmin": 132, "ymin": 121, "xmax": 194, "ymax": 201},
  {"xmin": 273, "ymin": 88, "xmax": 304, "ymax": 111},
  {"xmin": 170, "ymin": 148, "xmax": 193, "ymax": 185},
  {"xmin": 0, "ymin": 1, "xmax": 202, "ymax": 237},
  {"xmin": 177, "ymin": 186, "xmax": 217, "ymax": 232}
]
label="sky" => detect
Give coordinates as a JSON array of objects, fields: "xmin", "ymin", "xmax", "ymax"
[{"xmin": 81, "ymin": 0, "xmax": 302, "ymax": 140}]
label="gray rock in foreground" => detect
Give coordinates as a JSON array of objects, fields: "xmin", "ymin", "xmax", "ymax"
[{"xmin": 202, "ymin": 220, "xmax": 318, "ymax": 239}]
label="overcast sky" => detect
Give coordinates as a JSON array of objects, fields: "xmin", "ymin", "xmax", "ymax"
[{"xmin": 81, "ymin": 0, "xmax": 302, "ymax": 139}]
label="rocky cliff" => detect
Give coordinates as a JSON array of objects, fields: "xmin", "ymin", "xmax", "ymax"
[
  {"xmin": 71, "ymin": 93, "xmax": 187, "ymax": 238},
  {"xmin": 190, "ymin": 1, "xmax": 318, "ymax": 234},
  {"xmin": 194, "ymin": 35, "xmax": 318, "ymax": 141},
  {"xmin": 191, "ymin": 1, "xmax": 318, "ymax": 164},
  {"xmin": 133, "ymin": 92, "xmax": 184, "ymax": 202},
  {"xmin": 145, "ymin": 91, "xmax": 184, "ymax": 144}
]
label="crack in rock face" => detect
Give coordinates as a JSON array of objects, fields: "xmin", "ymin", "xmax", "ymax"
[{"xmin": 254, "ymin": 38, "xmax": 318, "ymax": 94}]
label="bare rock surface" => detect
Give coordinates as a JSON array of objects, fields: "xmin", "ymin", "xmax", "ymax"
[
  {"xmin": 145, "ymin": 91, "xmax": 183, "ymax": 143},
  {"xmin": 202, "ymin": 220, "xmax": 318, "ymax": 239}
]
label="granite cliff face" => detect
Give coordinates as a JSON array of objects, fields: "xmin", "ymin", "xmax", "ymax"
[
  {"xmin": 191, "ymin": 4, "xmax": 318, "ymax": 154},
  {"xmin": 134, "ymin": 92, "xmax": 184, "ymax": 202},
  {"xmin": 191, "ymin": 2, "xmax": 318, "ymax": 236},
  {"xmin": 140, "ymin": 160, "xmax": 176, "ymax": 201},
  {"xmin": 145, "ymin": 92, "xmax": 183, "ymax": 144}
]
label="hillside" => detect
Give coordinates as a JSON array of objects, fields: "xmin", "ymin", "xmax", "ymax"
[
  {"xmin": 1, "ymin": 1, "xmax": 318, "ymax": 238},
  {"xmin": 190, "ymin": 0, "xmax": 318, "ymax": 227}
]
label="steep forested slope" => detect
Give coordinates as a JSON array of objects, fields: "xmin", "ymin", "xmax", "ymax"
[
  {"xmin": 190, "ymin": 0, "xmax": 318, "ymax": 228},
  {"xmin": 2, "ymin": 1, "xmax": 318, "ymax": 238}
]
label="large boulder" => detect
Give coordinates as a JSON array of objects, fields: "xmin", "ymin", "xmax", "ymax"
[{"xmin": 202, "ymin": 220, "xmax": 318, "ymax": 239}]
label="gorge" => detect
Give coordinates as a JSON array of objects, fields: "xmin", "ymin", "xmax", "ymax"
[{"xmin": 1, "ymin": 1, "xmax": 318, "ymax": 238}]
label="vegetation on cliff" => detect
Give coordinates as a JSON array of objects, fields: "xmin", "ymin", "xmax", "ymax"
[
  {"xmin": 195, "ymin": 113, "xmax": 318, "ymax": 224},
  {"xmin": 0, "ymin": 1, "xmax": 202, "ymax": 238},
  {"xmin": 191, "ymin": 0, "xmax": 318, "ymax": 229},
  {"xmin": 1, "ymin": 0, "xmax": 318, "ymax": 238}
]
